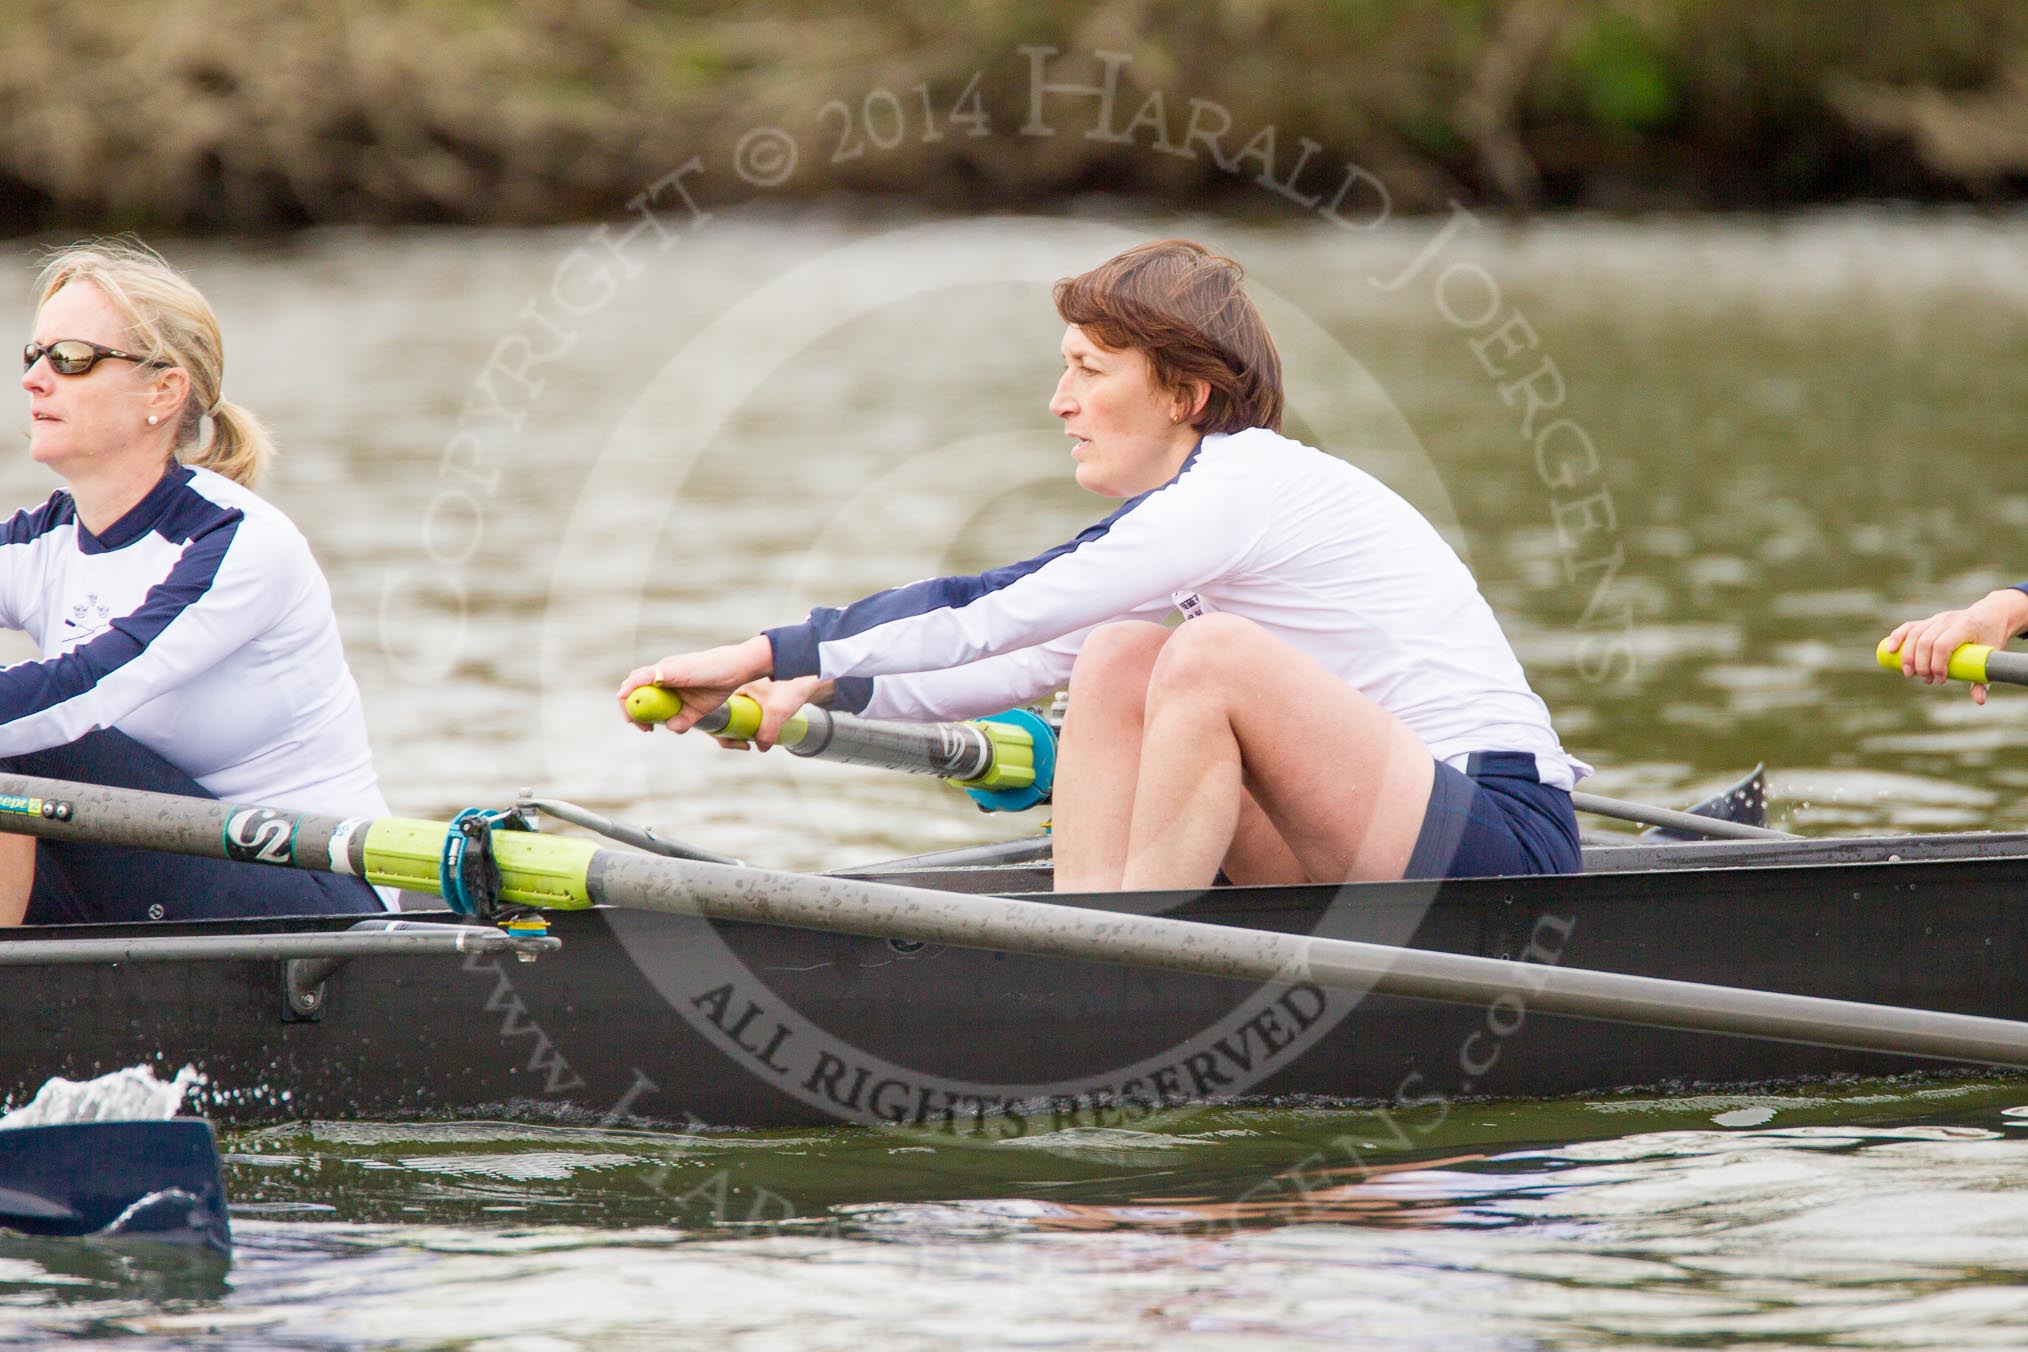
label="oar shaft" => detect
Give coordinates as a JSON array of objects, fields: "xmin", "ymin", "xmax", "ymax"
[
  {"xmin": 517, "ymin": 796, "xmax": 744, "ymax": 866},
  {"xmin": 1877, "ymin": 638, "xmax": 2028, "ymax": 687},
  {"xmin": 629, "ymin": 688, "xmax": 1034, "ymax": 791},
  {"xmin": 4, "ymin": 773, "xmax": 2028, "ymax": 1069},
  {"xmin": 720, "ymin": 703, "xmax": 997, "ymax": 781},
  {"xmin": 1987, "ymin": 651, "xmax": 2028, "ymax": 684},
  {"xmin": 1572, "ymin": 792, "xmax": 1795, "ymax": 841},
  {"xmin": 586, "ymin": 850, "xmax": 2028, "ymax": 1068},
  {"xmin": 0, "ymin": 778, "xmax": 600, "ymax": 910}
]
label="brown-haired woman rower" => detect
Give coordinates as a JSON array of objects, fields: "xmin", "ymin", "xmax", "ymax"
[{"xmin": 620, "ymin": 240, "xmax": 1590, "ymax": 890}]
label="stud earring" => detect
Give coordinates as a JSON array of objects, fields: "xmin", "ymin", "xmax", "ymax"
[{"xmin": 146, "ymin": 415, "xmax": 159, "ymax": 425}]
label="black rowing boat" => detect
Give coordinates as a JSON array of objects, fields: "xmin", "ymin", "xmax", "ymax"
[{"xmin": 12, "ymin": 827, "xmax": 2028, "ymax": 1135}]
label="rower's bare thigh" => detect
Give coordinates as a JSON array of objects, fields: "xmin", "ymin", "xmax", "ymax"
[
  {"xmin": 1149, "ymin": 614, "xmax": 1436, "ymax": 882},
  {"xmin": 1222, "ymin": 792, "xmax": 1308, "ymax": 886}
]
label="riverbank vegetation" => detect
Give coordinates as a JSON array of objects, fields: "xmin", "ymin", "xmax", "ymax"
[{"xmin": 2, "ymin": 0, "xmax": 2024, "ymax": 233}]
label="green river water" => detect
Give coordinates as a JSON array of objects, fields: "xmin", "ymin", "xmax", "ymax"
[{"xmin": 3, "ymin": 210, "xmax": 2028, "ymax": 1346}]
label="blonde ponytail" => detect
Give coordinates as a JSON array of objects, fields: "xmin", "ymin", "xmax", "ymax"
[
  {"xmin": 188, "ymin": 399, "xmax": 274, "ymax": 488},
  {"xmin": 34, "ymin": 238, "xmax": 273, "ymax": 488}
]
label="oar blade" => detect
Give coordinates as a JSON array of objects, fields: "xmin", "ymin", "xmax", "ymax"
[
  {"xmin": 1641, "ymin": 764, "xmax": 1768, "ymax": 841},
  {"xmin": 0, "ymin": 1120, "xmax": 230, "ymax": 1253}
]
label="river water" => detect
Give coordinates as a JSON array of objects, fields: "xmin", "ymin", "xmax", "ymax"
[{"xmin": 4, "ymin": 210, "xmax": 2027, "ymax": 1345}]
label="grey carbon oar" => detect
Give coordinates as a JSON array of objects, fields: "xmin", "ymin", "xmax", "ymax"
[
  {"xmin": 3, "ymin": 773, "xmax": 2028, "ymax": 1068},
  {"xmin": 515, "ymin": 792, "xmax": 744, "ymax": 866},
  {"xmin": 1571, "ymin": 792, "xmax": 1794, "ymax": 841}
]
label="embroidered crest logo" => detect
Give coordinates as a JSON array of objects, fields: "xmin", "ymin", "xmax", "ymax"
[{"xmin": 62, "ymin": 593, "xmax": 113, "ymax": 643}]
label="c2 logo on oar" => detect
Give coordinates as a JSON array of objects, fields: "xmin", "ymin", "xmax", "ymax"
[{"xmin": 223, "ymin": 807, "xmax": 297, "ymax": 867}]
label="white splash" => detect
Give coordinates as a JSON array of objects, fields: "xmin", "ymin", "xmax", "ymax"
[{"xmin": 0, "ymin": 1065, "xmax": 205, "ymax": 1130}]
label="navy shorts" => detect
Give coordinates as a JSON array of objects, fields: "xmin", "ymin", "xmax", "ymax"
[
  {"xmin": 1, "ymin": 729, "xmax": 384, "ymax": 926},
  {"xmin": 1403, "ymin": 750, "xmax": 1582, "ymax": 880}
]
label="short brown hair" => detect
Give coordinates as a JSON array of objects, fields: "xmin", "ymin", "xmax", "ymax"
[{"xmin": 1053, "ymin": 240, "xmax": 1283, "ymax": 435}]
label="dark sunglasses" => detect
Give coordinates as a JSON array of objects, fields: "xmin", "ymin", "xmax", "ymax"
[{"xmin": 22, "ymin": 339, "xmax": 160, "ymax": 377}]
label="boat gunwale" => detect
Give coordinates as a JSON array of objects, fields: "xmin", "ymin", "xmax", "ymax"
[
  {"xmin": 0, "ymin": 826, "xmax": 2024, "ymax": 945},
  {"xmin": 840, "ymin": 828, "xmax": 2028, "ymax": 902}
]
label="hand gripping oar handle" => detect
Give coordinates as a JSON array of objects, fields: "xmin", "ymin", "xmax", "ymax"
[
  {"xmin": 625, "ymin": 687, "xmax": 1053, "ymax": 810},
  {"xmin": 1876, "ymin": 638, "xmax": 2028, "ymax": 687}
]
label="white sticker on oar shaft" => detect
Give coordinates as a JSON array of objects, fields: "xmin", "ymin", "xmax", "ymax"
[{"xmin": 326, "ymin": 818, "xmax": 368, "ymax": 876}]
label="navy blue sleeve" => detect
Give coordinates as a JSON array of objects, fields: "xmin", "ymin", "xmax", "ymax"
[
  {"xmin": 0, "ymin": 515, "xmax": 247, "ymax": 755},
  {"xmin": 827, "ymin": 677, "xmax": 875, "ymax": 714}
]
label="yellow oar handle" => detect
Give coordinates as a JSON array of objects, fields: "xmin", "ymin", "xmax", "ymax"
[
  {"xmin": 625, "ymin": 686, "xmax": 1049, "ymax": 807},
  {"xmin": 624, "ymin": 687, "xmax": 810, "ymax": 745},
  {"xmin": 624, "ymin": 686, "xmax": 683, "ymax": 724},
  {"xmin": 1875, "ymin": 637, "xmax": 1995, "ymax": 684}
]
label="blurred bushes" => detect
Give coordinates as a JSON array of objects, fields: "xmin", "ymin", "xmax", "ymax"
[{"xmin": 0, "ymin": 0, "xmax": 2024, "ymax": 232}]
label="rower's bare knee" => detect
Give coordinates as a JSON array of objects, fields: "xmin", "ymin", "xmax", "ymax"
[
  {"xmin": 1066, "ymin": 621, "xmax": 1169, "ymax": 707},
  {"xmin": 1144, "ymin": 614, "xmax": 1265, "ymax": 711}
]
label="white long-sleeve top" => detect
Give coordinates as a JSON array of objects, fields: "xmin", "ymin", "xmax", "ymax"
[
  {"xmin": 0, "ymin": 464, "xmax": 389, "ymax": 816},
  {"xmin": 765, "ymin": 428, "xmax": 1590, "ymax": 791}
]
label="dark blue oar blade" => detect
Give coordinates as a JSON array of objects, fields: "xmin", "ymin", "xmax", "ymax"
[
  {"xmin": 0, "ymin": 1120, "xmax": 230, "ymax": 1253},
  {"xmin": 1640, "ymin": 764, "xmax": 1769, "ymax": 841}
]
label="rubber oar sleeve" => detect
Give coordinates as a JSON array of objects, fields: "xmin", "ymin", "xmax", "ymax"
[{"xmin": 360, "ymin": 818, "xmax": 597, "ymax": 909}]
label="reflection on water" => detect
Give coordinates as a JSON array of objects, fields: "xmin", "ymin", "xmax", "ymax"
[{"xmin": 7, "ymin": 1082, "xmax": 2028, "ymax": 1346}]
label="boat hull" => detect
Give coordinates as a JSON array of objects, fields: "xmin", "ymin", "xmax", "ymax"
[{"xmin": 12, "ymin": 845, "xmax": 2028, "ymax": 1133}]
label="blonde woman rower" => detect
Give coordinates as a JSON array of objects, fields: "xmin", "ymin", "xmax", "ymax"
[{"xmin": 1, "ymin": 240, "xmax": 388, "ymax": 925}]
